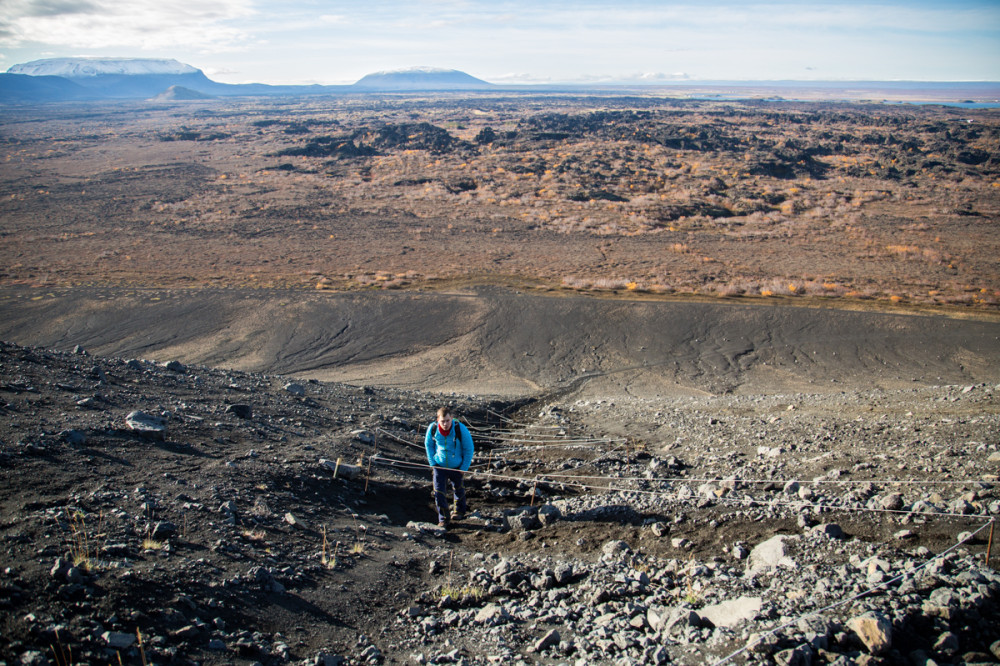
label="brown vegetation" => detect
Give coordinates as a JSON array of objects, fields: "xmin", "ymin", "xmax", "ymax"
[{"xmin": 1, "ymin": 94, "xmax": 998, "ymax": 310}]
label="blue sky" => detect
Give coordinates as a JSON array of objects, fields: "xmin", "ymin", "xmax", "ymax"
[{"xmin": 1, "ymin": 0, "xmax": 998, "ymax": 84}]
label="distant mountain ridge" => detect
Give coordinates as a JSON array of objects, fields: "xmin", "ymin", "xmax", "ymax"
[
  {"xmin": 1, "ymin": 57, "xmax": 493, "ymax": 103},
  {"xmin": 3, "ymin": 57, "xmax": 999, "ymax": 105}
]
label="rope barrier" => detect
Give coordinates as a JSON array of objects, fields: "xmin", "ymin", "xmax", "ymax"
[
  {"xmin": 365, "ymin": 453, "xmax": 994, "ymax": 521},
  {"xmin": 711, "ymin": 519, "xmax": 995, "ymax": 666},
  {"xmin": 376, "ymin": 427, "xmax": 990, "ymax": 490}
]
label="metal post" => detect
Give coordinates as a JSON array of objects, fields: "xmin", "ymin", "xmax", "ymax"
[{"xmin": 987, "ymin": 520, "xmax": 996, "ymax": 568}]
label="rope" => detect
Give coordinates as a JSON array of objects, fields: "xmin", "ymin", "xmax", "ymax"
[{"xmin": 366, "ymin": 454, "xmax": 994, "ymax": 521}]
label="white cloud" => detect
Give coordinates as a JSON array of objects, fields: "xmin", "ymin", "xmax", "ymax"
[{"xmin": 0, "ymin": 0, "xmax": 257, "ymax": 51}]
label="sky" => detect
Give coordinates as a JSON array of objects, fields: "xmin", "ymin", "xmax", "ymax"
[{"xmin": 1, "ymin": 0, "xmax": 998, "ymax": 85}]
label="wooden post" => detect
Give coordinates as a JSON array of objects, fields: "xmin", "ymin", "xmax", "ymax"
[
  {"xmin": 987, "ymin": 520, "xmax": 996, "ymax": 568},
  {"xmin": 333, "ymin": 457, "xmax": 342, "ymax": 479},
  {"xmin": 364, "ymin": 454, "xmax": 373, "ymax": 494},
  {"xmin": 530, "ymin": 477, "xmax": 539, "ymax": 507}
]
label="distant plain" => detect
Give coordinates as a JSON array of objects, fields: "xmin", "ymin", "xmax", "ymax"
[{"xmin": 1, "ymin": 91, "xmax": 998, "ymax": 394}]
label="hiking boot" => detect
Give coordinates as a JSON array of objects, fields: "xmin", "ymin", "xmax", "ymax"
[
  {"xmin": 437, "ymin": 520, "xmax": 449, "ymax": 529},
  {"xmin": 450, "ymin": 511, "xmax": 465, "ymax": 521}
]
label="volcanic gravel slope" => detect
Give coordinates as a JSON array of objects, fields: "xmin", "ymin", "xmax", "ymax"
[{"xmin": 1, "ymin": 287, "xmax": 1000, "ymax": 664}]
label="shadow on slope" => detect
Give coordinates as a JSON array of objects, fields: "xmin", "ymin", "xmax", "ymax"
[{"xmin": 1, "ymin": 286, "xmax": 998, "ymax": 398}]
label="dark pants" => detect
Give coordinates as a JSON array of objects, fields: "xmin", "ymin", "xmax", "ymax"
[{"xmin": 432, "ymin": 467, "xmax": 467, "ymax": 523}]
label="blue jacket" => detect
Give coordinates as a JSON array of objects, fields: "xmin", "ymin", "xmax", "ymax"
[{"xmin": 425, "ymin": 421, "xmax": 474, "ymax": 471}]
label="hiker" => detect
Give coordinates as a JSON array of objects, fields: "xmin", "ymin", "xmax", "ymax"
[{"xmin": 424, "ymin": 406, "xmax": 474, "ymax": 528}]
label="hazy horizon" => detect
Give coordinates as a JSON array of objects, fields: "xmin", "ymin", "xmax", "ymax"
[{"xmin": 2, "ymin": 1, "xmax": 999, "ymax": 86}]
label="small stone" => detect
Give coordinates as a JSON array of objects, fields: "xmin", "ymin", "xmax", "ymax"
[
  {"xmin": 537, "ymin": 504, "xmax": 561, "ymax": 526},
  {"xmin": 163, "ymin": 360, "xmax": 186, "ymax": 372},
  {"xmin": 881, "ymin": 493, "xmax": 905, "ymax": 511},
  {"xmin": 321, "ymin": 459, "xmax": 361, "ymax": 480},
  {"xmin": 284, "ymin": 382, "xmax": 306, "ymax": 396},
  {"xmin": 475, "ymin": 603, "xmax": 510, "ymax": 626},
  {"xmin": 933, "ymin": 632, "xmax": 959, "ymax": 656},
  {"xmin": 60, "ymin": 429, "xmax": 87, "ymax": 446},
  {"xmin": 507, "ymin": 512, "xmax": 541, "ymax": 532},
  {"xmin": 285, "ymin": 512, "xmax": 307, "ymax": 530},
  {"xmin": 125, "ymin": 410, "xmax": 167, "ymax": 439},
  {"xmin": 102, "ymin": 631, "xmax": 136, "ymax": 649},
  {"xmin": 601, "ymin": 539, "xmax": 631, "ymax": 559},
  {"xmin": 226, "ymin": 404, "xmax": 252, "ymax": 419},
  {"xmin": 811, "ymin": 523, "xmax": 845, "ymax": 539},
  {"xmin": 534, "ymin": 629, "xmax": 560, "ymax": 653},
  {"xmin": 698, "ymin": 597, "xmax": 762, "ymax": 629},
  {"xmin": 151, "ymin": 521, "xmax": 177, "ymax": 539}
]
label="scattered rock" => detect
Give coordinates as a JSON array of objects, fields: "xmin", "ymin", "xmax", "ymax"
[
  {"xmin": 848, "ymin": 611, "xmax": 892, "ymax": 654},
  {"xmin": 226, "ymin": 404, "xmax": 253, "ymax": 419},
  {"xmin": 125, "ymin": 410, "xmax": 167, "ymax": 439}
]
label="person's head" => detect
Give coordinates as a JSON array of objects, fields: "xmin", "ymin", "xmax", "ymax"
[{"xmin": 437, "ymin": 406, "xmax": 453, "ymax": 428}]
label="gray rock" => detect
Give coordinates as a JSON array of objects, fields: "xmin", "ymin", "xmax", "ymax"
[
  {"xmin": 933, "ymin": 631, "xmax": 959, "ymax": 655},
  {"xmin": 163, "ymin": 360, "xmax": 186, "ymax": 372},
  {"xmin": 507, "ymin": 512, "xmax": 541, "ymax": 532},
  {"xmin": 698, "ymin": 597, "xmax": 762, "ymax": 628},
  {"xmin": 474, "ymin": 603, "xmax": 510, "ymax": 626},
  {"xmin": 665, "ymin": 608, "xmax": 701, "ymax": 635},
  {"xmin": 125, "ymin": 410, "xmax": 166, "ymax": 439},
  {"xmin": 880, "ymin": 493, "xmax": 905, "ymax": 511},
  {"xmin": 747, "ymin": 535, "xmax": 796, "ymax": 574},
  {"xmin": 405, "ymin": 521, "xmax": 447, "ymax": 537},
  {"xmin": 534, "ymin": 629, "xmax": 560, "ymax": 653},
  {"xmin": 284, "ymin": 382, "xmax": 306, "ymax": 396},
  {"xmin": 284, "ymin": 512, "xmax": 307, "ymax": 530},
  {"xmin": 352, "ymin": 429, "xmax": 375, "ymax": 444},
  {"xmin": 321, "ymin": 459, "xmax": 361, "ymax": 480},
  {"xmin": 774, "ymin": 646, "xmax": 812, "ymax": 666},
  {"xmin": 537, "ymin": 504, "xmax": 561, "ymax": 526},
  {"xmin": 101, "ymin": 631, "xmax": 136, "ymax": 649},
  {"xmin": 811, "ymin": 523, "xmax": 845, "ymax": 539},
  {"xmin": 151, "ymin": 521, "xmax": 177, "ymax": 539},
  {"xmin": 226, "ymin": 404, "xmax": 252, "ymax": 419},
  {"xmin": 601, "ymin": 539, "xmax": 631, "ymax": 560},
  {"xmin": 20, "ymin": 650, "xmax": 50, "ymax": 665},
  {"xmin": 60, "ymin": 429, "xmax": 87, "ymax": 446},
  {"xmin": 553, "ymin": 563, "xmax": 574, "ymax": 585}
]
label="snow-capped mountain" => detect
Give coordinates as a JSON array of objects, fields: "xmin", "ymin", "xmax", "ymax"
[
  {"xmin": 8, "ymin": 58, "xmax": 199, "ymax": 78},
  {"xmin": 0, "ymin": 57, "xmax": 493, "ymax": 103}
]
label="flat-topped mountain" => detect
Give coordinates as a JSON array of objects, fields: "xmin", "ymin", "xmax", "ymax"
[
  {"xmin": 8, "ymin": 57, "xmax": 199, "ymax": 77},
  {"xmin": 352, "ymin": 66, "xmax": 492, "ymax": 90}
]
